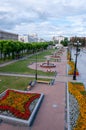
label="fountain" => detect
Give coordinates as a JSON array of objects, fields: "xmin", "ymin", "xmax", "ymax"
[{"xmin": 40, "ymin": 57, "xmax": 56, "ymax": 68}]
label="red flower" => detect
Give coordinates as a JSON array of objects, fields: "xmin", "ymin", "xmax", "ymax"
[
  {"xmin": 76, "ymin": 71, "xmax": 79, "ymax": 75},
  {"xmin": 0, "ymin": 89, "xmax": 41, "ymax": 120}
]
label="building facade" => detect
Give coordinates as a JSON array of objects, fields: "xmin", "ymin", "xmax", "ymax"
[
  {"xmin": 18, "ymin": 35, "xmax": 28, "ymax": 42},
  {"xmin": 53, "ymin": 36, "xmax": 65, "ymax": 44},
  {"xmin": 0, "ymin": 30, "xmax": 18, "ymax": 41},
  {"xmin": 19, "ymin": 34, "xmax": 38, "ymax": 43}
]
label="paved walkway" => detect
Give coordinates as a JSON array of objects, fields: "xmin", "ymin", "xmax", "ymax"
[
  {"xmin": 0, "ymin": 72, "xmax": 75, "ymax": 82},
  {"xmin": 0, "ymin": 48, "xmax": 75, "ymax": 130}
]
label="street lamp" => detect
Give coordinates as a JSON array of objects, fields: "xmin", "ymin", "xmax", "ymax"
[
  {"xmin": 35, "ymin": 50, "xmax": 37, "ymax": 80},
  {"xmin": 73, "ymin": 41, "xmax": 81, "ymax": 80}
]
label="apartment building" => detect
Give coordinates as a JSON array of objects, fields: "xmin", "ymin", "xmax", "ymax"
[
  {"xmin": 19, "ymin": 34, "xmax": 38, "ymax": 43},
  {"xmin": 0, "ymin": 30, "xmax": 18, "ymax": 41}
]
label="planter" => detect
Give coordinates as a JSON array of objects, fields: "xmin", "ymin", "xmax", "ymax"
[{"xmin": 0, "ymin": 89, "xmax": 44, "ymax": 126}]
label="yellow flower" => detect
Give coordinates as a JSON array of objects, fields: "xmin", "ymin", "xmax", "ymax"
[{"xmin": 68, "ymin": 82, "xmax": 86, "ymax": 130}]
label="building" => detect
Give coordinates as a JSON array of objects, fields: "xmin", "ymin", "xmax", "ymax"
[
  {"xmin": 52, "ymin": 35, "xmax": 65, "ymax": 48},
  {"xmin": 19, "ymin": 34, "xmax": 38, "ymax": 43},
  {"xmin": 18, "ymin": 35, "xmax": 28, "ymax": 42},
  {"xmin": 38, "ymin": 38, "xmax": 45, "ymax": 42},
  {"xmin": 28, "ymin": 34, "xmax": 38, "ymax": 42},
  {"xmin": 53, "ymin": 35, "xmax": 65, "ymax": 44},
  {"xmin": 0, "ymin": 30, "xmax": 18, "ymax": 41}
]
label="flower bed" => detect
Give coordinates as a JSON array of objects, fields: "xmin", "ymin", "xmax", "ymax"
[
  {"xmin": 67, "ymin": 51, "xmax": 71, "ymax": 60},
  {"xmin": 0, "ymin": 89, "xmax": 44, "ymax": 126},
  {"xmin": 68, "ymin": 61, "xmax": 79, "ymax": 75},
  {"xmin": 68, "ymin": 82, "xmax": 86, "ymax": 130}
]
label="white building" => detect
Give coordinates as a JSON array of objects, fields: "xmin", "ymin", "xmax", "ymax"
[
  {"xmin": 38, "ymin": 38, "xmax": 45, "ymax": 42},
  {"xmin": 53, "ymin": 36, "xmax": 65, "ymax": 44},
  {"xmin": 18, "ymin": 34, "xmax": 38, "ymax": 43},
  {"xmin": 18, "ymin": 35, "xmax": 28, "ymax": 42},
  {"xmin": 52, "ymin": 35, "xmax": 65, "ymax": 48},
  {"xmin": 28, "ymin": 34, "xmax": 38, "ymax": 42}
]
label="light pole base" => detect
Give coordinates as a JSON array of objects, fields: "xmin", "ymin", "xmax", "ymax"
[
  {"xmin": 35, "ymin": 73, "xmax": 37, "ymax": 80},
  {"xmin": 73, "ymin": 75, "xmax": 76, "ymax": 80}
]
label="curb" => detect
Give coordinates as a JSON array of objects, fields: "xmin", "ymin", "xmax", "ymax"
[
  {"xmin": 29, "ymin": 93, "xmax": 44, "ymax": 126},
  {"xmin": 67, "ymin": 83, "xmax": 70, "ymax": 130}
]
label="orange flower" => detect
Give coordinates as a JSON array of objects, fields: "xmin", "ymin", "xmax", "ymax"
[
  {"xmin": 68, "ymin": 82, "xmax": 86, "ymax": 130},
  {"xmin": 0, "ymin": 89, "xmax": 41, "ymax": 120},
  {"xmin": 68, "ymin": 61, "xmax": 79, "ymax": 75}
]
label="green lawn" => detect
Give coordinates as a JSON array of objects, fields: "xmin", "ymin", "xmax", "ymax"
[
  {"xmin": 0, "ymin": 49, "xmax": 55, "ymax": 76},
  {"xmin": 0, "ymin": 76, "xmax": 51, "ymax": 93},
  {"xmin": 0, "ymin": 58, "xmax": 12, "ymax": 64},
  {"xmin": 0, "ymin": 76, "xmax": 33, "ymax": 93},
  {"xmin": 0, "ymin": 49, "xmax": 55, "ymax": 93}
]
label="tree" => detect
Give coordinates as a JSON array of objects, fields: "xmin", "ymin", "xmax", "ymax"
[
  {"xmin": 61, "ymin": 38, "xmax": 68, "ymax": 46},
  {"xmin": 0, "ymin": 40, "xmax": 50, "ymax": 60},
  {"xmin": 0, "ymin": 40, "xmax": 4, "ymax": 59}
]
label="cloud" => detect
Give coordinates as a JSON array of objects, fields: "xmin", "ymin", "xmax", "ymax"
[{"xmin": 0, "ymin": 0, "xmax": 86, "ymax": 40}]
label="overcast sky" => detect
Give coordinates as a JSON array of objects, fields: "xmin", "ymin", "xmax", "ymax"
[{"xmin": 0, "ymin": 0, "xmax": 86, "ymax": 40}]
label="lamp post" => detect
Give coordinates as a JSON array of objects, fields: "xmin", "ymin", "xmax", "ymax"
[
  {"xmin": 73, "ymin": 41, "xmax": 80, "ymax": 80},
  {"xmin": 35, "ymin": 50, "xmax": 37, "ymax": 80}
]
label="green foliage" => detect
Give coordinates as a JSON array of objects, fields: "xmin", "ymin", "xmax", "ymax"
[
  {"xmin": 48, "ymin": 41, "xmax": 53, "ymax": 45},
  {"xmin": 61, "ymin": 37, "xmax": 68, "ymax": 46},
  {"xmin": 0, "ymin": 40, "xmax": 49, "ymax": 60},
  {"xmin": 80, "ymin": 91, "xmax": 86, "ymax": 95}
]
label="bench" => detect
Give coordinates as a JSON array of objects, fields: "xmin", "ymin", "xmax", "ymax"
[
  {"xmin": 50, "ymin": 79, "xmax": 55, "ymax": 85},
  {"xmin": 27, "ymin": 85, "xmax": 31, "ymax": 91},
  {"xmin": 27, "ymin": 80, "xmax": 36, "ymax": 91},
  {"xmin": 31, "ymin": 80, "xmax": 36, "ymax": 87},
  {"xmin": 37, "ymin": 80, "xmax": 50, "ymax": 84}
]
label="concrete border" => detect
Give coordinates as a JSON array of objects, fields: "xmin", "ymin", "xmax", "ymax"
[
  {"xmin": 0, "ymin": 89, "xmax": 44, "ymax": 126},
  {"xmin": 67, "ymin": 83, "xmax": 70, "ymax": 130},
  {"xmin": 28, "ymin": 93, "xmax": 44, "ymax": 126}
]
